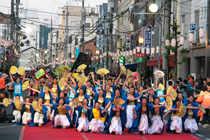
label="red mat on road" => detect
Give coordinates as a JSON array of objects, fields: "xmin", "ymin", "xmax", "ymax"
[{"xmin": 22, "ymin": 122, "xmax": 200, "ymax": 140}]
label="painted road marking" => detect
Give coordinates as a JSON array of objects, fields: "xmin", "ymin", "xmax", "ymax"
[{"xmin": 81, "ymin": 132, "xmax": 89, "ymax": 140}]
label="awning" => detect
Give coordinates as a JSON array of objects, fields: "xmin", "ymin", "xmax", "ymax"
[
  {"xmin": 125, "ymin": 63, "xmax": 137, "ymax": 70},
  {"xmin": 146, "ymin": 54, "xmax": 175, "ymax": 67}
]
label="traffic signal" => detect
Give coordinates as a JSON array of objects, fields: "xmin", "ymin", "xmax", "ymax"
[
  {"xmin": 21, "ymin": 34, "xmax": 27, "ymax": 39},
  {"xmin": 75, "ymin": 38, "xmax": 78, "ymax": 45},
  {"xmin": 69, "ymin": 36, "xmax": 72, "ymax": 43},
  {"xmin": 20, "ymin": 42, "xmax": 24, "ymax": 47}
]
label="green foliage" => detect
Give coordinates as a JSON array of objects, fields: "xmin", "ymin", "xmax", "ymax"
[
  {"xmin": 164, "ymin": 21, "xmax": 189, "ymax": 65},
  {"xmin": 117, "ymin": 48, "xmax": 122, "ymax": 52}
]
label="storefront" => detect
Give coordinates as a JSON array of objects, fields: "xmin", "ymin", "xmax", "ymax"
[{"xmin": 146, "ymin": 55, "xmax": 175, "ymax": 78}]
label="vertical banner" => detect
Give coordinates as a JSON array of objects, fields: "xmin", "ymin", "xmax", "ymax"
[
  {"xmin": 75, "ymin": 45, "xmax": 80, "ymax": 59},
  {"xmin": 144, "ymin": 25, "xmax": 152, "ymax": 56}
]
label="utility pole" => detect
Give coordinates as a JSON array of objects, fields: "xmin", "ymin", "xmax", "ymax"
[
  {"xmin": 15, "ymin": 0, "xmax": 19, "ymax": 67},
  {"xmin": 50, "ymin": 16, "xmax": 53, "ymax": 65},
  {"xmin": 162, "ymin": 0, "xmax": 171, "ymax": 80},
  {"xmin": 42, "ymin": 26, "xmax": 44, "ymax": 61},
  {"xmin": 64, "ymin": 2, "xmax": 68, "ymax": 60},
  {"xmin": 81, "ymin": 0, "xmax": 85, "ymax": 53},
  {"xmin": 110, "ymin": 12, "xmax": 113, "ymax": 72},
  {"xmin": 35, "ymin": 30, "xmax": 38, "ymax": 63},
  {"xmin": 106, "ymin": 28, "xmax": 109, "ymax": 69},
  {"xmin": 10, "ymin": 0, "xmax": 15, "ymax": 67}
]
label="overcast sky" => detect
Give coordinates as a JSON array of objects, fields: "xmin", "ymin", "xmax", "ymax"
[{"xmin": 0, "ymin": 0, "xmax": 108, "ymax": 25}]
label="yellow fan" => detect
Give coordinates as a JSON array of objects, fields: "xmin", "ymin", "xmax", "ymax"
[
  {"xmin": 72, "ymin": 73, "xmax": 79, "ymax": 78},
  {"xmin": 10, "ymin": 66, "xmax": 18, "ymax": 74},
  {"xmin": 72, "ymin": 97, "xmax": 79, "ymax": 107},
  {"xmin": 78, "ymin": 81, "xmax": 85, "ymax": 87},
  {"xmin": 79, "ymin": 76, "xmax": 89, "ymax": 83},
  {"xmin": 180, "ymin": 104, "xmax": 186, "ymax": 117},
  {"xmin": 76, "ymin": 74, "xmax": 83, "ymax": 81},
  {"xmin": 3, "ymin": 98, "xmax": 9, "ymax": 107},
  {"xmin": 59, "ymin": 77, "xmax": 66, "ymax": 90},
  {"xmin": 170, "ymin": 88, "xmax": 177, "ymax": 100},
  {"xmin": 76, "ymin": 64, "xmax": 87, "ymax": 72},
  {"xmin": 15, "ymin": 99, "xmax": 22, "ymax": 110},
  {"xmin": 22, "ymin": 81, "xmax": 29, "ymax": 91},
  {"xmin": 32, "ymin": 100, "xmax": 41, "ymax": 112},
  {"xmin": 139, "ymin": 90, "xmax": 143, "ymax": 96},
  {"xmin": 18, "ymin": 67, "xmax": 25, "ymax": 75},
  {"xmin": 199, "ymin": 91, "xmax": 205, "ymax": 96},
  {"xmin": 159, "ymin": 84, "xmax": 165, "ymax": 91},
  {"xmin": 57, "ymin": 107, "xmax": 68, "ymax": 114},
  {"xmin": 166, "ymin": 96, "xmax": 172, "ymax": 110},
  {"xmin": 96, "ymin": 68, "xmax": 109, "ymax": 75},
  {"xmin": 112, "ymin": 98, "xmax": 125, "ymax": 106},
  {"xmin": 199, "ymin": 104, "xmax": 206, "ymax": 113},
  {"xmin": 120, "ymin": 66, "xmax": 126, "ymax": 75}
]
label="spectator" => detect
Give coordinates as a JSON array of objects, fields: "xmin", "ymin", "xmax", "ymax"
[
  {"xmin": 183, "ymin": 79, "xmax": 193, "ymax": 97},
  {"xmin": 178, "ymin": 77, "xmax": 183, "ymax": 85},
  {"xmin": 197, "ymin": 74, "xmax": 203, "ymax": 87},
  {"xmin": 0, "ymin": 73, "xmax": 8, "ymax": 92},
  {"xmin": 189, "ymin": 75, "xmax": 194, "ymax": 86},
  {"xmin": 203, "ymin": 78, "xmax": 207, "ymax": 87},
  {"xmin": 197, "ymin": 82, "xmax": 210, "ymax": 128},
  {"xmin": 175, "ymin": 81, "xmax": 187, "ymax": 98},
  {"xmin": 194, "ymin": 80, "xmax": 202, "ymax": 95},
  {"xmin": 207, "ymin": 77, "xmax": 210, "ymax": 83}
]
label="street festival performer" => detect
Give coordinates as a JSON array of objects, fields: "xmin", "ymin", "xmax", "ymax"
[{"xmin": 1, "ymin": 64, "xmax": 210, "ymax": 135}]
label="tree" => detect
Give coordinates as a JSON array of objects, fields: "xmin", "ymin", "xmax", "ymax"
[{"xmin": 163, "ymin": 21, "xmax": 189, "ymax": 81}]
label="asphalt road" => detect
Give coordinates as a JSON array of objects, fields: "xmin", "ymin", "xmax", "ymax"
[
  {"xmin": 0, "ymin": 90, "xmax": 29, "ymax": 140},
  {"xmin": 0, "ymin": 90, "xmax": 210, "ymax": 140}
]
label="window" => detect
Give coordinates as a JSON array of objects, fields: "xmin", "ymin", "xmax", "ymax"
[
  {"xmin": 85, "ymin": 23, "xmax": 90, "ymax": 28},
  {"xmin": 194, "ymin": 9, "xmax": 199, "ymax": 26},
  {"xmin": 204, "ymin": 6, "xmax": 206, "ymax": 18},
  {"xmin": 121, "ymin": 12, "xmax": 123, "ymax": 25},
  {"xmin": 181, "ymin": 15, "xmax": 185, "ymax": 35},
  {"xmin": 194, "ymin": 10, "xmax": 200, "ymax": 43},
  {"xmin": 86, "ymin": 49, "xmax": 89, "ymax": 54},
  {"xmin": 200, "ymin": 7, "xmax": 203, "ymax": 19},
  {"xmin": 56, "ymin": 31, "xmax": 59, "ymax": 38}
]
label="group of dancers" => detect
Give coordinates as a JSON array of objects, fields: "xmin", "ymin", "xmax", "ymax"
[{"xmin": 1, "ymin": 69, "xmax": 210, "ymax": 135}]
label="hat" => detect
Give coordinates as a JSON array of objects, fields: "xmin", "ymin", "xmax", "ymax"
[{"xmin": 2, "ymin": 73, "xmax": 8, "ymax": 79}]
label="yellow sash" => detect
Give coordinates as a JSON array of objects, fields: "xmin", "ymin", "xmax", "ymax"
[
  {"xmin": 171, "ymin": 113, "xmax": 180, "ymax": 117},
  {"xmin": 110, "ymin": 87, "xmax": 113, "ymax": 92},
  {"xmin": 86, "ymin": 89, "xmax": 92, "ymax": 95},
  {"xmin": 106, "ymin": 94, "xmax": 112, "ymax": 99},
  {"xmin": 92, "ymin": 108, "xmax": 106, "ymax": 122}
]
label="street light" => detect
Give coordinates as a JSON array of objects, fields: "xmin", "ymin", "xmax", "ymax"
[
  {"xmin": 139, "ymin": 37, "xmax": 144, "ymax": 44},
  {"xmin": 149, "ymin": 4, "xmax": 159, "ymax": 13},
  {"xmin": 96, "ymin": 50, "xmax": 100, "ymax": 55},
  {"xmin": 56, "ymin": 58, "xmax": 59, "ymax": 61},
  {"xmin": 42, "ymin": 59, "xmax": 45, "ymax": 62},
  {"xmin": 72, "ymin": 55, "xmax": 75, "ymax": 59},
  {"xmin": 25, "ymin": 27, "xmax": 32, "ymax": 34},
  {"xmin": 36, "ymin": 53, "xmax": 39, "ymax": 57},
  {"xmin": 44, "ymin": 50, "xmax": 48, "ymax": 54}
]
